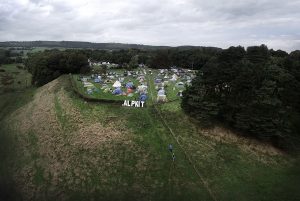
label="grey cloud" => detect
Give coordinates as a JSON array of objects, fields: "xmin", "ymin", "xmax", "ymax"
[{"xmin": 0, "ymin": 0, "xmax": 299, "ymax": 51}]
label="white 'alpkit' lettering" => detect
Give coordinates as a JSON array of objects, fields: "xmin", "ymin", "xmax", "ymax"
[{"xmin": 122, "ymin": 100, "xmax": 145, "ymax": 108}]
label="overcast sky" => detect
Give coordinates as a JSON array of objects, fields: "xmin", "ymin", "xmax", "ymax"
[{"xmin": 1, "ymin": 0, "xmax": 300, "ymax": 51}]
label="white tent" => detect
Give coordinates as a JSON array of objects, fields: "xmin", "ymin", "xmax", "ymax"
[
  {"xmin": 83, "ymin": 82, "xmax": 94, "ymax": 88},
  {"xmin": 113, "ymin": 80, "xmax": 121, "ymax": 88},
  {"xmin": 158, "ymin": 88, "xmax": 165, "ymax": 96},
  {"xmin": 137, "ymin": 84, "xmax": 148, "ymax": 93},
  {"xmin": 171, "ymin": 74, "xmax": 178, "ymax": 81},
  {"xmin": 176, "ymin": 82, "xmax": 184, "ymax": 86},
  {"xmin": 176, "ymin": 82, "xmax": 185, "ymax": 89}
]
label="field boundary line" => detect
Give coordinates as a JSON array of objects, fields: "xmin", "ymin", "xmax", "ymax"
[
  {"xmin": 146, "ymin": 72, "xmax": 217, "ymax": 201},
  {"xmin": 153, "ymin": 105, "xmax": 217, "ymax": 201}
]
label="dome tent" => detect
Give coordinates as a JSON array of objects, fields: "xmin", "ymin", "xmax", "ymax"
[
  {"xmin": 126, "ymin": 81, "xmax": 134, "ymax": 88},
  {"xmin": 170, "ymin": 74, "xmax": 178, "ymax": 81},
  {"xmin": 139, "ymin": 94, "xmax": 147, "ymax": 101},
  {"xmin": 137, "ymin": 84, "xmax": 147, "ymax": 93},
  {"xmin": 113, "ymin": 80, "xmax": 122, "ymax": 88},
  {"xmin": 158, "ymin": 88, "xmax": 165, "ymax": 96},
  {"xmin": 175, "ymin": 82, "xmax": 185, "ymax": 89},
  {"xmin": 94, "ymin": 78, "xmax": 101, "ymax": 83},
  {"xmin": 112, "ymin": 87, "xmax": 122, "ymax": 95}
]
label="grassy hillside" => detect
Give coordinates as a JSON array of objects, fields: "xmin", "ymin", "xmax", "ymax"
[{"xmin": 0, "ymin": 75, "xmax": 299, "ymax": 201}]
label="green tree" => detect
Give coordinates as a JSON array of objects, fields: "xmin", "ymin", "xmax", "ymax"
[{"xmin": 182, "ymin": 45, "xmax": 300, "ymax": 150}]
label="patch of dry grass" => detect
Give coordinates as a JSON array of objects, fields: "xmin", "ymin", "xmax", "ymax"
[{"xmin": 5, "ymin": 76, "xmax": 153, "ymax": 201}]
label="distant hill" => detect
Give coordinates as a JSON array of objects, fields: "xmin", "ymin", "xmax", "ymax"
[{"xmin": 0, "ymin": 41, "xmax": 221, "ymax": 51}]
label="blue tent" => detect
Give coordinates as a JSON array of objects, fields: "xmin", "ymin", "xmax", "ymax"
[
  {"xmin": 155, "ymin": 79, "xmax": 162, "ymax": 83},
  {"xmin": 126, "ymin": 82, "xmax": 134, "ymax": 88},
  {"xmin": 112, "ymin": 87, "xmax": 122, "ymax": 95},
  {"xmin": 94, "ymin": 78, "xmax": 101, "ymax": 83},
  {"xmin": 139, "ymin": 94, "xmax": 147, "ymax": 101}
]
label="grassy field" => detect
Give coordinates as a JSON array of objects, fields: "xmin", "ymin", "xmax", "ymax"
[
  {"xmin": 0, "ymin": 63, "xmax": 31, "ymax": 93},
  {"xmin": 0, "ymin": 73, "xmax": 299, "ymax": 201}
]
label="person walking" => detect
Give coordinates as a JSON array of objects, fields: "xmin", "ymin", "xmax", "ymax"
[{"xmin": 168, "ymin": 144, "xmax": 173, "ymax": 153}]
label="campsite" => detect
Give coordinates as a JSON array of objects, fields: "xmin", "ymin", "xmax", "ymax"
[{"xmin": 71, "ymin": 65, "xmax": 196, "ymax": 105}]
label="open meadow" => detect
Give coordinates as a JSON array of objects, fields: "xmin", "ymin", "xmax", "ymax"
[{"xmin": 0, "ymin": 63, "xmax": 31, "ymax": 93}]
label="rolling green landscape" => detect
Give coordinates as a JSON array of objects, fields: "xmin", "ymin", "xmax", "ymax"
[
  {"xmin": 1, "ymin": 0, "xmax": 300, "ymax": 199},
  {"xmin": 0, "ymin": 65, "xmax": 299, "ymax": 201}
]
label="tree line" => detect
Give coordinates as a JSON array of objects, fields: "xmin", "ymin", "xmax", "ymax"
[
  {"xmin": 0, "ymin": 49, "xmax": 23, "ymax": 64},
  {"xmin": 25, "ymin": 49, "xmax": 89, "ymax": 86},
  {"xmin": 182, "ymin": 45, "xmax": 300, "ymax": 151},
  {"xmin": 25, "ymin": 47, "xmax": 219, "ymax": 86},
  {"xmin": 83, "ymin": 47, "xmax": 220, "ymax": 70}
]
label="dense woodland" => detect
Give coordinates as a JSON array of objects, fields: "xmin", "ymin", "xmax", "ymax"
[
  {"xmin": 25, "ymin": 50, "xmax": 89, "ymax": 86},
  {"xmin": 182, "ymin": 45, "xmax": 300, "ymax": 151}
]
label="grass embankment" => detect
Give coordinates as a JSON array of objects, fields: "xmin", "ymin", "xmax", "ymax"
[
  {"xmin": 0, "ymin": 76, "xmax": 212, "ymax": 201},
  {"xmin": 67, "ymin": 94, "xmax": 214, "ymax": 201},
  {"xmin": 0, "ymin": 88, "xmax": 36, "ymax": 201},
  {"xmin": 0, "ymin": 74, "xmax": 299, "ymax": 201}
]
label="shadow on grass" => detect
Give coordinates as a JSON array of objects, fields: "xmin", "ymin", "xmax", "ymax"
[{"xmin": 0, "ymin": 88, "xmax": 36, "ymax": 201}]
